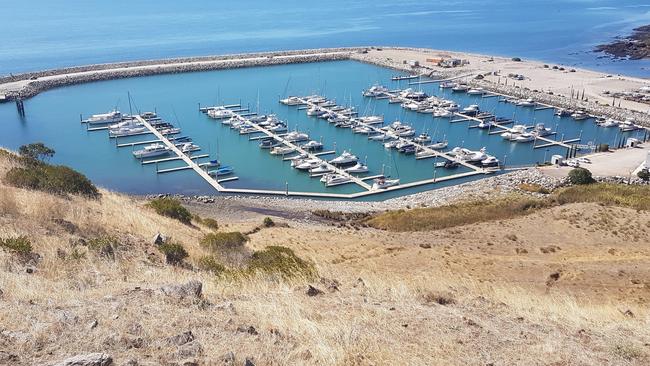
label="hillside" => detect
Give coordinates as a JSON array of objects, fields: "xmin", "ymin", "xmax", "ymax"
[{"xmin": 1, "ymin": 150, "xmax": 649, "ymax": 366}]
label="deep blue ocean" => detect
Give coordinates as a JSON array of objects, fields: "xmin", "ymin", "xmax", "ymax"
[{"xmin": 1, "ymin": 0, "xmax": 650, "ymax": 77}]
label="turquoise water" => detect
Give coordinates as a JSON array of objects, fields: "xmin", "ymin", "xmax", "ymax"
[
  {"xmin": 0, "ymin": 60, "xmax": 645, "ymax": 198},
  {"xmin": 1, "ymin": 0, "xmax": 650, "ymax": 77}
]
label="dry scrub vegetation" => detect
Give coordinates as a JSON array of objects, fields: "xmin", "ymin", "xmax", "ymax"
[{"xmin": 1, "ymin": 149, "xmax": 649, "ymax": 365}]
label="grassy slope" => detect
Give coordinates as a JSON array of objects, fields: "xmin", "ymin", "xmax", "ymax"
[{"xmin": 1, "ymin": 153, "xmax": 649, "ymax": 365}]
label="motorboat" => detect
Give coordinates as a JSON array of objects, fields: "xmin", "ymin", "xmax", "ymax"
[
  {"xmin": 384, "ymin": 140, "xmax": 400, "ymax": 149},
  {"xmin": 85, "ymin": 110, "xmax": 122, "ymax": 124},
  {"xmin": 307, "ymin": 106, "xmax": 326, "ymax": 116},
  {"xmin": 179, "ymin": 142, "xmax": 200, "ymax": 153},
  {"xmin": 532, "ymin": 123, "xmax": 553, "ymax": 136},
  {"xmin": 329, "ymin": 151, "xmax": 358, "ymax": 165},
  {"xmin": 395, "ymin": 126, "xmax": 416, "ymax": 137},
  {"xmin": 477, "ymin": 120, "xmax": 493, "ymax": 129},
  {"xmin": 571, "ymin": 111, "xmax": 589, "ymax": 120},
  {"xmin": 132, "ymin": 143, "xmax": 169, "ymax": 159},
  {"xmin": 372, "ymin": 177, "xmax": 400, "ymax": 190},
  {"xmin": 413, "ymin": 132, "xmax": 432, "ymax": 144},
  {"xmin": 344, "ymin": 162, "xmax": 369, "ymax": 174},
  {"xmin": 268, "ymin": 123, "xmax": 287, "ymax": 132},
  {"xmin": 222, "ymin": 116, "xmax": 238, "ymax": 125},
  {"xmin": 436, "ymin": 160, "xmax": 460, "ymax": 169},
  {"xmin": 398, "ymin": 144, "xmax": 417, "ymax": 155},
  {"xmin": 481, "ymin": 155, "xmax": 499, "ymax": 167},
  {"xmin": 517, "ymin": 98, "xmax": 536, "ymax": 107},
  {"xmin": 259, "ymin": 138, "xmax": 282, "ymax": 149},
  {"xmin": 321, "ymin": 174, "xmax": 352, "ymax": 187},
  {"xmin": 309, "ymin": 163, "xmax": 333, "ymax": 175},
  {"xmin": 353, "ymin": 125, "xmax": 373, "ymax": 134},
  {"xmin": 270, "ymin": 146, "xmax": 296, "ymax": 155},
  {"xmin": 302, "ymin": 140, "xmax": 324, "ymax": 151},
  {"xmin": 285, "ymin": 131, "xmax": 310, "ymax": 142},
  {"xmin": 207, "ymin": 108, "xmax": 232, "ymax": 119},
  {"xmin": 362, "ymin": 85, "xmax": 389, "ymax": 97},
  {"xmin": 452, "ymin": 84, "xmax": 469, "ymax": 92},
  {"xmin": 109, "ymin": 119, "xmax": 141, "ymax": 130},
  {"xmin": 599, "ymin": 119, "xmax": 619, "ymax": 128},
  {"xmin": 462, "ymin": 104, "xmax": 480, "ymax": 116},
  {"xmin": 429, "ymin": 141, "xmax": 449, "ymax": 150},
  {"xmin": 439, "ymin": 81, "xmax": 455, "ymax": 89},
  {"xmin": 239, "ymin": 126, "xmax": 259, "ymax": 135},
  {"xmin": 514, "ymin": 133, "xmax": 536, "ymax": 143},
  {"xmin": 467, "ymin": 88, "xmax": 485, "ymax": 95},
  {"xmin": 619, "ymin": 120, "xmax": 640, "ymax": 132},
  {"xmin": 451, "ymin": 147, "xmax": 488, "ymax": 162},
  {"xmin": 555, "ymin": 109, "xmax": 572, "ymax": 117},
  {"xmin": 359, "ymin": 115, "xmax": 384, "ymax": 125},
  {"xmin": 280, "ymin": 96, "xmax": 302, "ymax": 105},
  {"xmin": 158, "ymin": 127, "xmax": 181, "ymax": 135},
  {"xmin": 295, "ymin": 158, "xmax": 322, "ymax": 171},
  {"xmin": 140, "ymin": 112, "xmax": 158, "ymax": 120},
  {"xmin": 433, "ymin": 109, "xmax": 454, "ymax": 118},
  {"xmin": 208, "ymin": 165, "xmax": 234, "ymax": 176},
  {"xmin": 204, "ymin": 160, "xmax": 221, "ymax": 168},
  {"xmin": 500, "ymin": 125, "xmax": 527, "ymax": 140},
  {"xmin": 368, "ymin": 133, "xmax": 395, "ymax": 141},
  {"xmin": 109, "ymin": 124, "xmax": 148, "ymax": 137}
]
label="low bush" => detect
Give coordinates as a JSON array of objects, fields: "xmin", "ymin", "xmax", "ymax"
[
  {"xmin": 158, "ymin": 242, "xmax": 189, "ymax": 265},
  {"xmin": 87, "ymin": 236, "xmax": 119, "ymax": 259},
  {"xmin": 200, "ymin": 232, "xmax": 248, "ymax": 252},
  {"xmin": 147, "ymin": 197, "xmax": 192, "ymax": 225},
  {"xmin": 248, "ymin": 246, "xmax": 315, "ymax": 279},
  {"xmin": 263, "ymin": 217, "xmax": 275, "ymax": 228},
  {"xmin": 568, "ymin": 167, "xmax": 595, "ymax": 185},
  {"xmin": 518, "ymin": 183, "xmax": 550, "ymax": 194},
  {"xmin": 553, "ymin": 184, "xmax": 650, "ymax": 211},
  {"xmin": 0, "ymin": 236, "xmax": 33, "ymax": 255},
  {"xmin": 202, "ymin": 217, "xmax": 219, "ymax": 230},
  {"xmin": 18, "ymin": 143, "xmax": 55, "ymax": 161},
  {"xmin": 5, "ymin": 164, "xmax": 100, "ymax": 198},
  {"xmin": 197, "ymin": 255, "xmax": 227, "ymax": 275},
  {"xmin": 637, "ymin": 169, "xmax": 649, "ymax": 182}
]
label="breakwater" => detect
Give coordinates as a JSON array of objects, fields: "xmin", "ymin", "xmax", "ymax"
[{"xmin": 0, "ymin": 48, "xmax": 366, "ymax": 100}]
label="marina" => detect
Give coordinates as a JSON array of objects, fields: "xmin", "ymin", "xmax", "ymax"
[{"xmin": 1, "ymin": 59, "xmax": 648, "ymax": 198}]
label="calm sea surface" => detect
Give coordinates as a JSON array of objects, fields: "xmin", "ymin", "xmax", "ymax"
[
  {"xmin": 1, "ymin": 0, "xmax": 650, "ymax": 77},
  {"xmin": 1, "ymin": 1, "xmax": 649, "ymax": 199}
]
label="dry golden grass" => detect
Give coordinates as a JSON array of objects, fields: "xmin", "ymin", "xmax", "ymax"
[{"xmin": 1, "ymin": 152, "xmax": 650, "ymax": 365}]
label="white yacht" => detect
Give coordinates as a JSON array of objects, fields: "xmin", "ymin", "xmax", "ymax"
[
  {"xmin": 279, "ymin": 96, "xmax": 302, "ymax": 105},
  {"xmin": 452, "ymin": 84, "xmax": 469, "ymax": 92},
  {"xmin": 414, "ymin": 132, "xmax": 432, "ymax": 144},
  {"xmin": 368, "ymin": 133, "xmax": 394, "ymax": 141},
  {"xmin": 533, "ymin": 123, "xmax": 553, "ymax": 136},
  {"xmin": 599, "ymin": 119, "xmax": 619, "ymax": 128},
  {"xmin": 85, "ymin": 110, "xmax": 122, "ymax": 124},
  {"xmin": 270, "ymin": 146, "xmax": 296, "ymax": 155},
  {"xmin": 462, "ymin": 104, "xmax": 480, "ymax": 115},
  {"xmin": 302, "ymin": 140, "xmax": 324, "ymax": 151},
  {"xmin": 517, "ymin": 98, "xmax": 536, "ymax": 107},
  {"xmin": 345, "ymin": 162, "xmax": 369, "ymax": 174},
  {"xmin": 329, "ymin": 151, "xmax": 358, "ymax": 165},
  {"xmin": 307, "ymin": 106, "xmax": 326, "ymax": 116},
  {"xmin": 467, "ymin": 88, "xmax": 485, "ymax": 95},
  {"xmin": 132, "ymin": 143, "xmax": 169, "ymax": 159},
  {"xmin": 362, "ymin": 85, "xmax": 389, "ymax": 97},
  {"xmin": 619, "ymin": 120, "xmax": 640, "ymax": 132},
  {"xmin": 429, "ymin": 141, "xmax": 449, "ymax": 150},
  {"xmin": 295, "ymin": 158, "xmax": 322, "ymax": 171},
  {"xmin": 433, "ymin": 109, "xmax": 453, "ymax": 118},
  {"xmin": 477, "ymin": 120, "xmax": 493, "ymax": 129},
  {"xmin": 571, "ymin": 111, "xmax": 589, "ymax": 120},
  {"xmin": 372, "ymin": 177, "xmax": 400, "ymax": 190},
  {"xmin": 321, "ymin": 173, "xmax": 352, "ymax": 187},
  {"xmin": 439, "ymin": 81, "xmax": 455, "ymax": 89},
  {"xmin": 309, "ymin": 163, "xmax": 333, "ymax": 175},
  {"xmin": 384, "ymin": 140, "xmax": 400, "ymax": 149},
  {"xmin": 178, "ymin": 142, "xmax": 200, "ymax": 153},
  {"xmin": 481, "ymin": 156, "xmax": 500, "ymax": 167},
  {"xmin": 353, "ymin": 125, "xmax": 373, "ymax": 134},
  {"xmin": 359, "ymin": 115, "xmax": 384, "ymax": 125},
  {"xmin": 285, "ymin": 131, "xmax": 310, "ymax": 142},
  {"xmin": 500, "ymin": 125, "xmax": 527, "ymax": 140},
  {"xmin": 514, "ymin": 133, "xmax": 536, "ymax": 143},
  {"xmin": 207, "ymin": 108, "xmax": 232, "ymax": 119},
  {"xmin": 109, "ymin": 124, "xmax": 148, "ymax": 137}
]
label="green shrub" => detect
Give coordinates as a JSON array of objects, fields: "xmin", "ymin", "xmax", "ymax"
[
  {"xmin": 568, "ymin": 167, "xmax": 595, "ymax": 185},
  {"xmin": 158, "ymin": 242, "xmax": 188, "ymax": 265},
  {"xmin": 202, "ymin": 217, "xmax": 219, "ymax": 230},
  {"xmin": 248, "ymin": 246, "xmax": 315, "ymax": 279},
  {"xmin": 263, "ymin": 217, "xmax": 275, "ymax": 228},
  {"xmin": 5, "ymin": 164, "xmax": 100, "ymax": 199},
  {"xmin": 147, "ymin": 197, "xmax": 192, "ymax": 225},
  {"xmin": 200, "ymin": 232, "xmax": 248, "ymax": 252},
  {"xmin": 87, "ymin": 236, "xmax": 118, "ymax": 259},
  {"xmin": 197, "ymin": 256, "xmax": 227, "ymax": 275},
  {"xmin": 637, "ymin": 169, "xmax": 649, "ymax": 182},
  {"xmin": 0, "ymin": 236, "xmax": 33, "ymax": 255},
  {"xmin": 511, "ymin": 57, "xmax": 522, "ymax": 62}
]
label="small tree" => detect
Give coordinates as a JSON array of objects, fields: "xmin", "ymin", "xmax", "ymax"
[
  {"xmin": 18, "ymin": 143, "xmax": 55, "ymax": 161},
  {"xmin": 637, "ymin": 169, "xmax": 650, "ymax": 182},
  {"xmin": 568, "ymin": 167, "xmax": 595, "ymax": 185}
]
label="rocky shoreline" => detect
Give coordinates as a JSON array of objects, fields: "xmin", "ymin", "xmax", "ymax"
[
  {"xmin": 595, "ymin": 25, "xmax": 650, "ymax": 60},
  {"xmin": 146, "ymin": 169, "xmax": 566, "ymax": 215}
]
